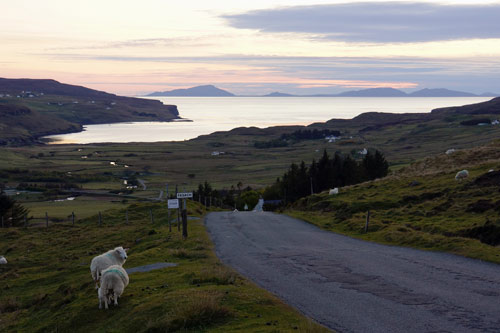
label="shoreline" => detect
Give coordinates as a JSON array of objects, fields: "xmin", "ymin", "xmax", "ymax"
[{"xmin": 10, "ymin": 96, "xmax": 498, "ymax": 146}]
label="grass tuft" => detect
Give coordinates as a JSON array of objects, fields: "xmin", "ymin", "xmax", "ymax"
[
  {"xmin": 0, "ymin": 297, "xmax": 21, "ymax": 313},
  {"xmin": 146, "ymin": 294, "xmax": 233, "ymax": 332},
  {"xmin": 190, "ymin": 266, "xmax": 237, "ymax": 286}
]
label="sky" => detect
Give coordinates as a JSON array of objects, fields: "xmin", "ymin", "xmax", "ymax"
[{"xmin": 1, "ymin": 0, "xmax": 500, "ymax": 95}]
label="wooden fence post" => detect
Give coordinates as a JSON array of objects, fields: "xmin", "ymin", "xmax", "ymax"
[
  {"xmin": 177, "ymin": 207, "xmax": 180, "ymax": 231},
  {"xmin": 364, "ymin": 210, "xmax": 370, "ymax": 233},
  {"xmin": 72, "ymin": 212, "xmax": 75, "ymax": 226},
  {"xmin": 45, "ymin": 212, "xmax": 49, "ymax": 228},
  {"xmin": 168, "ymin": 209, "xmax": 171, "ymax": 232},
  {"xmin": 182, "ymin": 199, "xmax": 188, "ymax": 239},
  {"xmin": 98, "ymin": 212, "xmax": 102, "ymax": 226}
]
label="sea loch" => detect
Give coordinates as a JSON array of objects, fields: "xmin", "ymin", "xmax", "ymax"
[{"xmin": 45, "ymin": 96, "xmax": 493, "ymax": 144}]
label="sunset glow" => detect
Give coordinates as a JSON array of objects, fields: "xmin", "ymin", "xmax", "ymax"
[{"xmin": 2, "ymin": 0, "xmax": 500, "ymax": 95}]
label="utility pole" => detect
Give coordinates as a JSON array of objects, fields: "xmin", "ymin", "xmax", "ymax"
[{"xmin": 176, "ymin": 184, "xmax": 180, "ymax": 231}]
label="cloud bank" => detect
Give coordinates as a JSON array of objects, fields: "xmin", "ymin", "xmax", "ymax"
[
  {"xmin": 223, "ymin": 2, "xmax": 500, "ymax": 43},
  {"xmin": 40, "ymin": 53, "xmax": 500, "ymax": 94}
]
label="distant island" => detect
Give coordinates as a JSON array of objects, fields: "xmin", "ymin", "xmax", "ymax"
[
  {"xmin": 263, "ymin": 92, "xmax": 296, "ymax": 97},
  {"xmin": 146, "ymin": 85, "xmax": 498, "ymax": 98},
  {"xmin": 147, "ymin": 85, "xmax": 234, "ymax": 97},
  {"xmin": 0, "ymin": 78, "xmax": 179, "ymax": 145}
]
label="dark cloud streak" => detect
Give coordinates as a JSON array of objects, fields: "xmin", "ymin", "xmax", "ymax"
[{"xmin": 223, "ymin": 2, "xmax": 500, "ymax": 43}]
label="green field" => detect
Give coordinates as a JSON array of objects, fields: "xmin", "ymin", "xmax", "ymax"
[{"xmin": 0, "ymin": 202, "xmax": 329, "ymax": 332}]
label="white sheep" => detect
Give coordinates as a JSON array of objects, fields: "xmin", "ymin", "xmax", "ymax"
[
  {"xmin": 90, "ymin": 247, "xmax": 128, "ymax": 289},
  {"xmin": 0, "ymin": 256, "xmax": 7, "ymax": 264},
  {"xmin": 98, "ymin": 265, "xmax": 129, "ymax": 310},
  {"xmin": 329, "ymin": 188, "xmax": 339, "ymax": 195},
  {"xmin": 455, "ymin": 170, "xmax": 469, "ymax": 181}
]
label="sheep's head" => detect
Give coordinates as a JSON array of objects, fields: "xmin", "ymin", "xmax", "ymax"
[{"xmin": 115, "ymin": 247, "xmax": 128, "ymax": 261}]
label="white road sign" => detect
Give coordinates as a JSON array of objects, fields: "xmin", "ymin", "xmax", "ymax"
[
  {"xmin": 177, "ymin": 192, "xmax": 193, "ymax": 199},
  {"xmin": 168, "ymin": 199, "xmax": 179, "ymax": 209}
]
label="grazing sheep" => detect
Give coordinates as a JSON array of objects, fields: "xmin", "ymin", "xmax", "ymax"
[
  {"xmin": 90, "ymin": 247, "xmax": 128, "ymax": 289},
  {"xmin": 0, "ymin": 256, "xmax": 7, "ymax": 264},
  {"xmin": 98, "ymin": 265, "xmax": 129, "ymax": 310},
  {"xmin": 329, "ymin": 188, "xmax": 339, "ymax": 195},
  {"xmin": 455, "ymin": 170, "xmax": 469, "ymax": 181}
]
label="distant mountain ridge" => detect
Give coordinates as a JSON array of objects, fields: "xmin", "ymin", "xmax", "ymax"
[
  {"xmin": 409, "ymin": 88, "xmax": 477, "ymax": 97},
  {"xmin": 147, "ymin": 85, "xmax": 234, "ymax": 97},
  {"xmin": 271, "ymin": 87, "xmax": 498, "ymax": 97},
  {"xmin": 263, "ymin": 92, "xmax": 296, "ymax": 97},
  {"xmin": 337, "ymin": 87, "xmax": 407, "ymax": 97},
  {"xmin": 146, "ymin": 85, "xmax": 497, "ymax": 97}
]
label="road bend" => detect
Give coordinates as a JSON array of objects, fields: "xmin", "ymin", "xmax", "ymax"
[{"xmin": 205, "ymin": 211, "xmax": 500, "ymax": 333}]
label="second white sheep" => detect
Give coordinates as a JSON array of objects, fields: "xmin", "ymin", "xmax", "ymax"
[{"xmin": 98, "ymin": 265, "xmax": 129, "ymax": 309}]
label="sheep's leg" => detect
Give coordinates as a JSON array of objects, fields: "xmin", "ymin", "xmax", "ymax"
[
  {"xmin": 114, "ymin": 291, "xmax": 119, "ymax": 306},
  {"xmin": 104, "ymin": 296, "xmax": 109, "ymax": 310},
  {"xmin": 94, "ymin": 270, "xmax": 100, "ymax": 289},
  {"xmin": 98, "ymin": 288, "xmax": 102, "ymax": 309}
]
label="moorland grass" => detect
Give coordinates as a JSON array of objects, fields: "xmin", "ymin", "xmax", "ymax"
[
  {"xmin": 287, "ymin": 144, "xmax": 500, "ymax": 264},
  {"xmin": 0, "ymin": 201, "xmax": 330, "ymax": 332}
]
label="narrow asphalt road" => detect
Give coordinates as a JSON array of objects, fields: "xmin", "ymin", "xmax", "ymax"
[{"xmin": 205, "ymin": 211, "xmax": 500, "ymax": 333}]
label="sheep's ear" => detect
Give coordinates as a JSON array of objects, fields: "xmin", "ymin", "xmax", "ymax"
[{"xmin": 124, "ymin": 248, "xmax": 129, "ymax": 252}]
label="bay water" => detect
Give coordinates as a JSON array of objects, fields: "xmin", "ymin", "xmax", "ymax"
[{"xmin": 45, "ymin": 97, "xmax": 492, "ymax": 144}]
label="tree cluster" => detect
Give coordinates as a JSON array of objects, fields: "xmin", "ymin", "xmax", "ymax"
[
  {"xmin": 254, "ymin": 129, "xmax": 341, "ymax": 149},
  {"xmin": 193, "ymin": 181, "xmax": 258, "ymax": 210},
  {"xmin": 280, "ymin": 129, "xmax": 341, "ymax": 141},
  {"xmin": 263, "ymin": 149, "xmax": 389, "ymax": 203},
  {"xmin": 0, "ymin": 191, "xmax": 29, "ymax": 227}
]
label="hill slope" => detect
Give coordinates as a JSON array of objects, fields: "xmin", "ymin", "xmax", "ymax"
[
  {"xmin": 0, "ymin": 78, "xmax": 179, "ymax": 145},
  {"xmin": 289, "ymin": 140, "xmax": 500, "ymax": 263}
]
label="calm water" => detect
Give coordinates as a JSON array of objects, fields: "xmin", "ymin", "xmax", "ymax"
[{"xmin": 45, "ymin": 97, "xmax": 492, "ymax": 144}]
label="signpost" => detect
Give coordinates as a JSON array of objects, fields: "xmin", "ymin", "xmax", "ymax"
[
  {"xmin": 177, "ymin": 192, "xmax": 192, "ymax": 238},
  {"xmin": 168, "ymin": 199, "xmax": 179, "ymax": 209},
  {"xmin": 167, "ymin": 199, "xmax": 178, "ymax": 232}
]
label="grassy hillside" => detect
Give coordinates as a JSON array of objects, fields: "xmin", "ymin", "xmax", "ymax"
[
  {"xmin": 0, "ymin": 78, "xmax": 179, "ymax": 145},
  {"xmin": 287, "ymin": 140, "xmax": 500, "ymax": 264},
  {"xmin": 1, "ymin": 106, "xmax": 500, "ymax": 194},
  {"xmin": 0, "ymin": 201, "xmax": 328, "ymax": 332}
]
